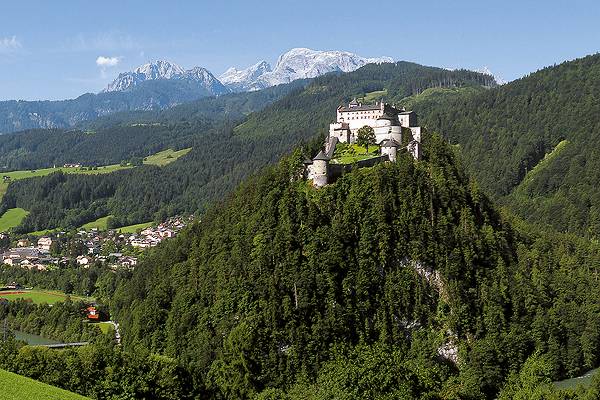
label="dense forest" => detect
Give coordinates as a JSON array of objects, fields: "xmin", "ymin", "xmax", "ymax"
[
  {"xmin": 0, "ymin": 80, "xmax": 308, "ymax": 171},
  {"xmin": 0, "ymin": 62, "xmax": 494, "ymax": 232},
  {"xmin": 92, "ymin": 134, "xmax": 600, "ymax": 398},
  {"xmin": 404, "ymin": 53, "xmax": 600, "ymax": 237},
  {"xmin": 0, "ymin": 75, "xmax": 232, "ymax": 134}
]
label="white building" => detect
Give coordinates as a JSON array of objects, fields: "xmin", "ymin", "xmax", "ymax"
[
  {"xmin": 37, "ymin": 237, "xmax": 53, "ymax": 251},
  {"xmin": 329, "ymin": 99, "xmax": 421, "ymax": 145}
]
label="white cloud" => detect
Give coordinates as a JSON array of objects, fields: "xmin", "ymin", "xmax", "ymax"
[
  {"xmin": 0, "ymin": 36, "xmax": 22, "ymax": 53},
  {"xmin": 96, "ymin": 56, "xmax": 121, "ymax": 67}
]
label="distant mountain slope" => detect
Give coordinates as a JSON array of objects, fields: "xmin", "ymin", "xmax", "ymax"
[
  {"xmin": 104, "ymin": 60, "xmax": 229, "ymax": 95},
  {"xmin": 219, "ymin": 47, "xmax": 394, "ymax": 92},
  {"xmin": 404, "ymin": 54, "xmax": 600, "ymax": 237},
  {"xmin": 0, "ymin": 81, "xmax": 307, "ymax": 172},
  {"xmin": 0, "ymin": 61, "xmax": 229, "ymax": 134},
  {"xmin": 0, "ymin": 61, "xmax": 494, "ymax": 231}
]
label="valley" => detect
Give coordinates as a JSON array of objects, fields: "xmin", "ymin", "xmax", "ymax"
[{"xmin": 1, "ymin": 10, "xmax": 600, "ymax": 397}]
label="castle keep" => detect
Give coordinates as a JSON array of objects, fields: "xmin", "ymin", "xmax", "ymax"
[{"xmin": 306, "ymin": 99, "xmax": 423, "ymax": 187}]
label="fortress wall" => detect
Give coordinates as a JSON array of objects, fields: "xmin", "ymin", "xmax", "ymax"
[{"xmin": 329, "ymin": 155, "xmax": 389, "ymax": 181}]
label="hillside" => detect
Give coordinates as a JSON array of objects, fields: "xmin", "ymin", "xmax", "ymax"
[
  {"xmin": 403, "ymin": 54, "xmax": 600, "ymax": 237},
  {"xmin": 0, "ymin": 369, "xmax": 89, "ymax": 400},
  {"xmin": 0, "ymin": 81, "xmax": 305, "ymax": 172},
  {"xmin": 0, "ymin": 62, "xmax": 494, "ymax": 232},
  {"xmin": 107, "ymin": 134, "xmax": 600, "ymax": 398}
]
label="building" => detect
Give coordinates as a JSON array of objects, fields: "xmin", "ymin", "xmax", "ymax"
[
  {"xmin": 37, "ymin": 237, "xmax": 53, "ymax": 251},
  {"xmin": 329, "ymin": 99, "xmax": 421, "ymax": 145},
  {"xmin": 307, "ymin": 99, "xmax": 424, "ymax": 188}
]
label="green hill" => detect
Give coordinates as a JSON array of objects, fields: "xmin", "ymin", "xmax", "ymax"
[
  {"xmin": 110, "ymin": 134, "xmax": 600, "ymax": 398},
  {"xmin": 406, "ymin": 53, "xmax": 600, "ymax": 237},
  {"xmin": 0, "ymin": 369, "xmax": 89, "ymax": 400},
  {"xmin": 0, "ymin": 62, "xmax": 493, "ymax": 232}
]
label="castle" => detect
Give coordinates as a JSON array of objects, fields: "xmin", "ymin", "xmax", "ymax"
[{"xmin": 306, "ymin": 99, "xmax": 423, "ymax": 187}]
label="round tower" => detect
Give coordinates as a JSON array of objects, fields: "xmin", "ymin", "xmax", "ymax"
[
  {"xmin": 311, "ymin": 151, "xmax": 329, "ymax": 187},
  {"xmin": 380, "ymin": 139, "xmax": 399, "ymax": 162}
]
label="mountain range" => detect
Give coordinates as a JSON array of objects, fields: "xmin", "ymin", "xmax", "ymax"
[
  {"xmin": 0, "ymin": 48, "xmax": 394, "ymax": 134},
  {"xmin": 219, "ymin": 47, "xmax": 394, "ymax": 92}
]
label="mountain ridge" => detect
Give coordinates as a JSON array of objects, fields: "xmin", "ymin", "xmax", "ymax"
[{"xmin": 219, "ymin": 47, "xmax": 394, "ymax": 92}]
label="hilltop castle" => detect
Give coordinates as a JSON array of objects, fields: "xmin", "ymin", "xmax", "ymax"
[{"xmin": 306, "ymin": 99, "xmax": 423, "ymax": 187}]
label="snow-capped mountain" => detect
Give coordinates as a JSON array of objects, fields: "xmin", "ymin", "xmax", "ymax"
[
  {"xmin": 220, "ymin": 48, "xmax": 394, "ymax": 92},
  {"xmin": 103, "ymin": 60, "xmax": 229, "ymax": 95},
  {"xmin": 219, "ymin": 61, "xmax": 272, "ymax": 92}
]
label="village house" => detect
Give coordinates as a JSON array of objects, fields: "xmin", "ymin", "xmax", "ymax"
[{"xmin": 37, "ymin": 236, "xmax": 53, "ymax": 251}]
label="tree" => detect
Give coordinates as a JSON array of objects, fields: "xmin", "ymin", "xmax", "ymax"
[{"xmin": 356, "ymin": 126, "xmax": 376, "ymax": 152}]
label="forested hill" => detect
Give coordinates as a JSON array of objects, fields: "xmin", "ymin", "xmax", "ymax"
[
  {"xmin": 0, "ymin": 77, "xmax": 230, "ymax": 134},
  {"xmin": 1, "ymin": 62, "xmax": 494, "ymax": 231},
  {"xmin": 0, "ymin": 80, "xmax": 307, "ymax": 171},
  {"xmin": 109, "ymin": 134, "xmax": 600, "ymax": 399},
  {"xmin": 405, "ymin": 53, "xmax": 600, "ymax": 237}
]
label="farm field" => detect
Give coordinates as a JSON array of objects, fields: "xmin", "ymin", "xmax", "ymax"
[
  {"xmin": 0, "ymin": 289, "xmax": 89, "ymax": 305},
  {"xmin": 0, "ymin": 368, "xmax": 89, "ymax": 400},
  {"xmin": 0, "ymin": 207, "xmax": 29, "ymax": 232}
]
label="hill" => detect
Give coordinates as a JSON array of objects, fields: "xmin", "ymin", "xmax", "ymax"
[
  {"xmin": 107, "ymin": 134, "xmax": 600, "ymax": 398},
  {"xmin": 0, "ymin": 369, "xmax": 89, "ymax": 400},
  {"xmin": 0, "ymin": 81, "xmax": 304, "ymax": 172},
  {"xmin": 0, "ymin": 62, "xmax": 494, "ymax": 232},
  {"xmin": 403, "ymin": 53, "xmax": 600, "ymax": 237}
]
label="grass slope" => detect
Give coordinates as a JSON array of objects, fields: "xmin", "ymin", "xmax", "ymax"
[
  {"xmin": 0, "ymin": 147, "xmax": 192, "ymax": 202},
  {"xmin": 144, "ymin": 147, "xmax": 191, "ymax": 166},
  {"xmin": 0, "ymin": 368, "xmax": 89, "ymax": 400},
  {"xmin": 116, "ymin": 221, "xmax": 153, "ymax": 233},
  {"xmin": 0, "ymin": 289, "xmax": 88, "ymax": 305},
  {"xmin": 511, "ymin": 140, "xmax": 570, "ymax": 196},
  {"xmin": 0, "ymin": 164, "xmax": 131, "ymax": 202},
  {"xmin": 80, "ymin": 215, "xmax": 112, "ymax": 230},
  {"xmin": 0, "ymin": 207, "xmax": 28, "ymax": 232}
]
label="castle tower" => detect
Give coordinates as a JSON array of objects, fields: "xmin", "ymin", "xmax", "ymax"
[
  {"xmin": 380, "ymin": 139, "xmax": 400, "ymax": 162},
  {"xmin": 407, "ymin": 140, "xmax": 421, "ymax": 160},
  {"xmin": 374, "ymin": 111, "xmax": 402, "ymax": 143},
  {"xmin": 311, "ymin": 150, "xmax": 330, "ymax": 187}
]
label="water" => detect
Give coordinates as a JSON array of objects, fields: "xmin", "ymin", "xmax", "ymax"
[
  {"xmin": 13, "ymin": 330, "xmax": 62, "ymax": 346},
  {"xmin": 553, "ymin": 367, "xmax": 600, "ymax": 390}
]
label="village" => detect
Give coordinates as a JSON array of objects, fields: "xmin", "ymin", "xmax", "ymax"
[{"xmin": 0, "ymin": 215, "xmax": 193, "ymax": 272}]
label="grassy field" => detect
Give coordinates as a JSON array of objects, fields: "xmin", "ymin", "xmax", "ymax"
[
  {"xmin": 144, "ymin": 147, "xmax": 191, "ymax": 166},
  {"xmin": 0, "ymin": 369, "xmax": 89, "ymax": 400},
  {"xmin": 96, "ymin": 321, "xmax": 114, "ymax": 334},
  {"xmin": 80, "ymin": 215, "xmax": 112, "ymax": 230},
  {"xmin": 332, "ymin": 143, "xmax": 381, "ymax": 164},
  {"xmin": 116, "ymin": 221, "xmax": 153, "ymax": 233},
  {"xmin": 0, "ymin": 147, "xmax": 192, "ymax": 202},
  {"xmin": 360, "ymin": 89, "xmax": 388, "ymax": 103},
  {"xmin": 0, "ymin": 289, "xmax": 88, "ymax": 305},
  {"xmin": 513, "ymin": 140, "xmax": 570, "ymax": 195},
  {"xmin": 0, "ymin": 208, "xmax": 29, "ymax": 232},
  {"xmin": 0, "ymin": 164, "xmax": 132, "ymax": 202}
]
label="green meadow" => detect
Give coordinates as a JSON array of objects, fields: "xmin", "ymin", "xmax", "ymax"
[{"xmin": 0, "ymin": 369, "xmax": 89, "ymax": 400}]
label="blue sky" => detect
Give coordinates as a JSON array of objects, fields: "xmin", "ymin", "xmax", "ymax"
[{"xmin": 1, "ymin": 0, "xmax": 599, "ymax": 100}]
